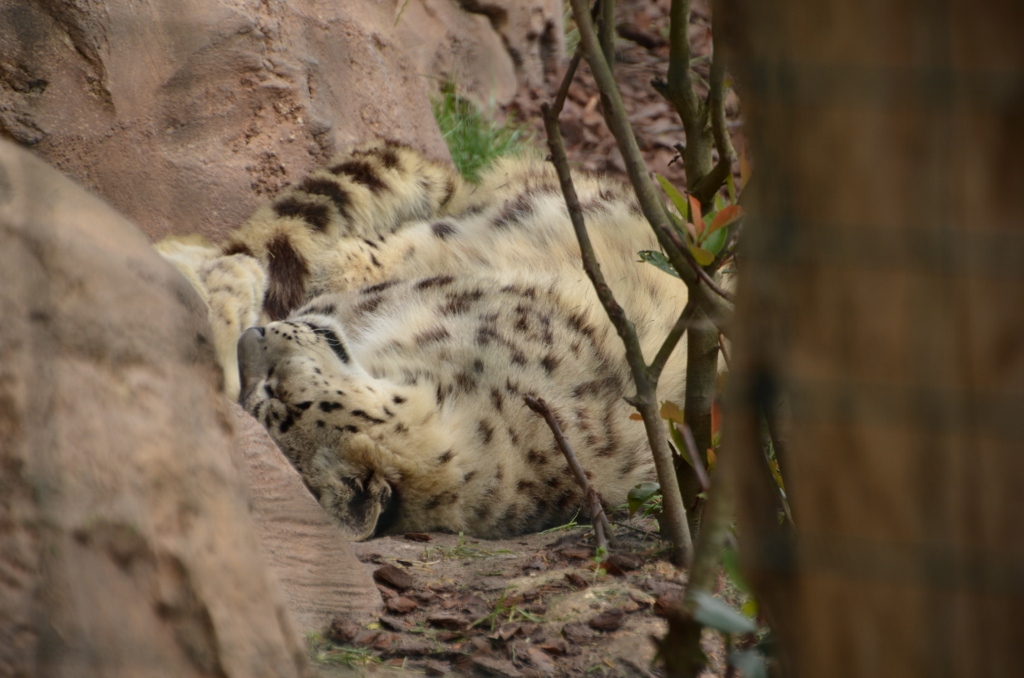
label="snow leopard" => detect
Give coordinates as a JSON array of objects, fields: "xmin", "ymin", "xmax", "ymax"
[{"xmin": 157, "ymin": 139, "xmax": 689, "ymax": 539}]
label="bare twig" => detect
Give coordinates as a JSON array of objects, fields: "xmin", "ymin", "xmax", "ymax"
[
  {"xmin": 659, "ymin": 226, "xmax": 736, "ymax": 302},
  {"xmin": 690, "ymin": 15, "xmax": 736, "ymax": 206},
  {"xmin": 566, "ymin": 0, "xmax": 734, "ymax": 336},
  {"xmin": 680, "ymin": 424, "xmax": 711, "ymax": 492},
  {"xmin": 524, "ymin": 395, "xmax": 614, "ymax": 551},
  {"xmin": 649, "ymin": 301, "xmax": 697, "ymax": 381},
  {"xmin": 540, "ymin": 101, "xmax": 693, "ymax": 566},
  {"xmin": 599, "ymin": 0, "xmax": 616, "ymax": 74},
  {"xmin": 552, "ymin": 46, "xmax": 583, "ymax": 116},
  {"xmin": 718, "ymin": 332, "xmax": 731, "ymax": 369}
]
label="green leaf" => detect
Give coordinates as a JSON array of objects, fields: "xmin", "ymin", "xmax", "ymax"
[
  {"xmin": 627, "ymin": 482, "xmax": 661, "ymax": 516},
  {"xmin": 656, "ymin": 174, "xmax": 690, "ymax": 222},
  {"xmin": 767, "ymin": 457, "xmax": 786, "ymax": 492},
  {"xmin": 730, "ymin": 650, "xmax": 768, "ymax": 678},
  {"xmin": 726, "ymin": 173, "xmax": 737, "ymax": 204},
  {"xmin": 688, "ymin": 243, "xmax": 716, "ymax": 266},
  {"xmin": 690, "ymin": 591, "xmax": 757, "ymax": 635},
  {"xmin": 703, "ymin": 225, "xmax": 728, "ymax": 256},
  {"xmin": 714, "ymin": 192, "xmax": 727, "ymax": 213},
  {"xmin": 638, "ymin": 250, "xmax": 681, "ymax": 278},
  {"xmin": 669, "ymin": 421, "xmax": 691, "ymax": 468},
  {"xmin": 722, "ymin": 548, "xmax": 752, "ymax": 594}
]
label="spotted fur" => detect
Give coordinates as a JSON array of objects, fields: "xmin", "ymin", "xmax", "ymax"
[{"xmin": 156, "ymin": 139, "xmax": 691, "ymax": 539}]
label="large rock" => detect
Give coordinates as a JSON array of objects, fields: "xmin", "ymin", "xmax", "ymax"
[
  {"xmin": 393, "ymin": 0, "xmax": 564, "ymax": 109},
  {"xmin": 0, "ymin": 139, "xmax": 308, "ymax": 675},
  {"xmin": 231, "ymin": 403, "xmax": 382, "ymax": 633},
  {"xmin": 457, "ymin": 0, "xmax": 565, "ymax": 88},
  {"xmin": 394, "ymin": 0, "xmax": 518, "ymax": 107},
  {"xmin": 0, "ymin": 0, "xmax": 450, "ymax": 243}
]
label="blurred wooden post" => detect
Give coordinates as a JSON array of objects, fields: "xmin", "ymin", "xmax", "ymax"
[{"xmin": 722, "ymin": 0, "xmax": 1024, "ymax": 675}]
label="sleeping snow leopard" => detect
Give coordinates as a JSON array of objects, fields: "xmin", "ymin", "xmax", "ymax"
[{"xmin": 157, "ymin": 139, "xmax": 691, "ymax": 539}]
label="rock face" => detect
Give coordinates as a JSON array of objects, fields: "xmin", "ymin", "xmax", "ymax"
[
  {"xmin": 394, "ymin": 0, "xmax": 564, "ymax": 109},
  {"xmin": 0, "ymin": 0, "xmax": 450, "ymax": 243},
  {"xmin": 395, "ymin": 0, "xmax": 519, "ymax": 107},
  {"xmin": 0, "ymin": 139, "xmax": 308, "ymax": 676},
  {"xmin": 231, "ymin": 403, "xmax": 383, "ymax": 633},
  {"xmin": 456, "ymin": 0, "xmax": 565, "ymax": 88}
]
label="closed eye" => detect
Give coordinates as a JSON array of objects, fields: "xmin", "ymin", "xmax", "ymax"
[{"xmin": 300, "ymin": 320, "xmax": 350, "ymax": 364}]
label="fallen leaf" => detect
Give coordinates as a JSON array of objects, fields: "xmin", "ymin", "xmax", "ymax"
[
  {"xmin": 326, "ymin": 618, "xmax": 361, "ymax": 643},
  {"xmin": 561, "ymin": 622, "xmax": 595, "ymax": 644},
  {"xmin": 423, "ymin": 659, "xmax": 451, "ymax": 676},
  {"xmin": 539, "ymin": 638, "xmax": 569, "ymax": 656},
  {"xmin": 604, "ymin": 553, "xmax": 643, "ymax": 576},
  {"xmin": 427, "ymin": 612, "xmax": 468, "ymax": 630},
  {"xmin": 404, "ymin": 532, "xmax": 433, "ymax": 542},
  {"xmin": 628, "ymin": 590, "xmax": 655, "ymax": 609},
  {"xmin": 410, "ymin": 589, "xmax": 437, "ymax": 605},
  {"xmin": 385, "ymin": 596, "xmax": 419, "ymax": 614},
  {"xmin": 378, "ymin": 615, "xmax": 411, "ymax": 632},
  {"xmin": 588, "ymin": 608, "xmax": 625, "ymax": 632},
  {"xmin": 523, "ymin": 647, "xmax": 558, "ymax": 676},
  {"xmin": 560, "ymin": 548, "xmax": 593, "ymax": 560},
  {"xmin": 654, "ymin": 591, "xmax": 683, "ymax": 618},
  {"xmin": 564, "ymin": 571, "xmax": 590, "ymax": 589},
  {"xmin": 472, "ymin": 657, "xmax": 523, "ymax": 678},
  {"xmin": 373, "ymin": 564, "xmax": 415, "ymax": 592}
]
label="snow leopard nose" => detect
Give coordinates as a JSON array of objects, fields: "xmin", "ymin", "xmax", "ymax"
[{"xmin": 237, "ymin": 326, "xmax": 268, "ymax": 404}]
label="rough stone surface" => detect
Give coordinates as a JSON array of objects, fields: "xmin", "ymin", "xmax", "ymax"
[
  {"xmin": 395, "ymin": 0, "xmax": 518, "ymax": 107},
  {"xmin": 0, "ymin": 0, "xmax": 450, "ymax": 243},
  {"xmin": 230, "ymin": 402, "xmax": 383, "ymax": 633},
  {"xmin": 0, "ymin": 139, "xmax": 308, "ymax": 676},
  {"xmin": 457, "ymin": 0, "xmax": 565, "ymax": 87}
]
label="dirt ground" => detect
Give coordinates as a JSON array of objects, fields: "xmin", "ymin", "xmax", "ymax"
[
  {"xmin": 505, "ymin": 0, "xmax": 744, "ymax": 193},
  {"xmin": 310, "ymin": 1, "xmax": 747, "ymax": 675},
  {"xmin": 312, "ymin": 511, "xmax": 738, "ymax": 677}
]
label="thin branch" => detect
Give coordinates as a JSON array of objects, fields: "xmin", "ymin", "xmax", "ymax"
[
  {"xmin": 690, "ymin": 15, "xmax": 736, "ymax": 205},
  {"xmin": 599, "ymin": 0, "xmax": 616, "ymax": 74},
  {"xmin": 566, "ymin": 0, "xmax": 734, "ymax": 337},
  {"xmin": 540, "ymin": 100, "xmax": 693, "ymax": 566},
  {"xmin": 665, "ymin": 0, "xmax": 701, "ymax": 125},
  {"xmin": 524, "ymin": 395, "xmax": 613, "ymax": 551},
  {"xmin": 680, "ymin": 424, "xmax": 711, "ymax": 493},
  {"xmin": 649, "ymin": 301, "xmax": 697, "ymax": 381},
  {"xmin": 718, "ymin": 332, "xmax": 731, "ymax": 369},
  {"xmin": 552, "ymin": 46, "xmax": 584, "ymax": 116},
  {"xmin": 660, "ymin": 225, "xmax": 736, "ymax": 302}
]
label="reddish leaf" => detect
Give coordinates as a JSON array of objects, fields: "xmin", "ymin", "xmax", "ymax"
[
  {"xmin": 689, "ymin": 194, "xmax": 703, "ymax": 237},
  {"xmin": 707, "ymin": 204, "xmax": 744, "ymax": 235}
]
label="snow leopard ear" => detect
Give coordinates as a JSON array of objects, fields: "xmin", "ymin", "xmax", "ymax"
[{"xmin": 316, "ymin": 467, "xmax": 397, "ymax": 541}]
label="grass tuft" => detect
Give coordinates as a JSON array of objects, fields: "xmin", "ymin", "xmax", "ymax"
[{"xmin": 432, "ymin": 81, "xmax": 530, "ymax": 183}]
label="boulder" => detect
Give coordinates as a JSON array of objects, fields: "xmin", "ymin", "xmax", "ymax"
[
  {"xmin": 394, "ymin": 0, "xmax": 519, "ymax": 107},
  {"xmin": 0, "ymin": 139, "xmax": 309, "ymax": 675},
  {"xmin": 457, "ymin": 0, "xmax": 566, "ymax": 88},
  {"xmin": 231, "ymin": 403, "xmax": 383, "ymax": 633},
  {"xmin": 0, "ymin": 0, "xmax": 450, "ymax": 243}
]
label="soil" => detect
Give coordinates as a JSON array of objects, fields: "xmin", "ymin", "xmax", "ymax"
[
  {"xmin": 313, "ymin": 512, "xmax": 739, "ymax": 678},
  {"xmin": 504, "ymin": 0, "xmax": 745, "ymax": 194},
  {"xmin": 311, "ymin": 1, "xmax": 748, "ymax": 675}
]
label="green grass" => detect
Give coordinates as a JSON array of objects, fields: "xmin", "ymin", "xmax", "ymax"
[
  {"xmin": 423, "ymin": 531, "xmax": 517, "ymax": 560},
  {"xmin": 307, "ymin": 633, "xmax": 382, "ymax": 668},
  {"xmin": 432, "ymin": 81, "xmax": 531, "ymax": 183}
]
